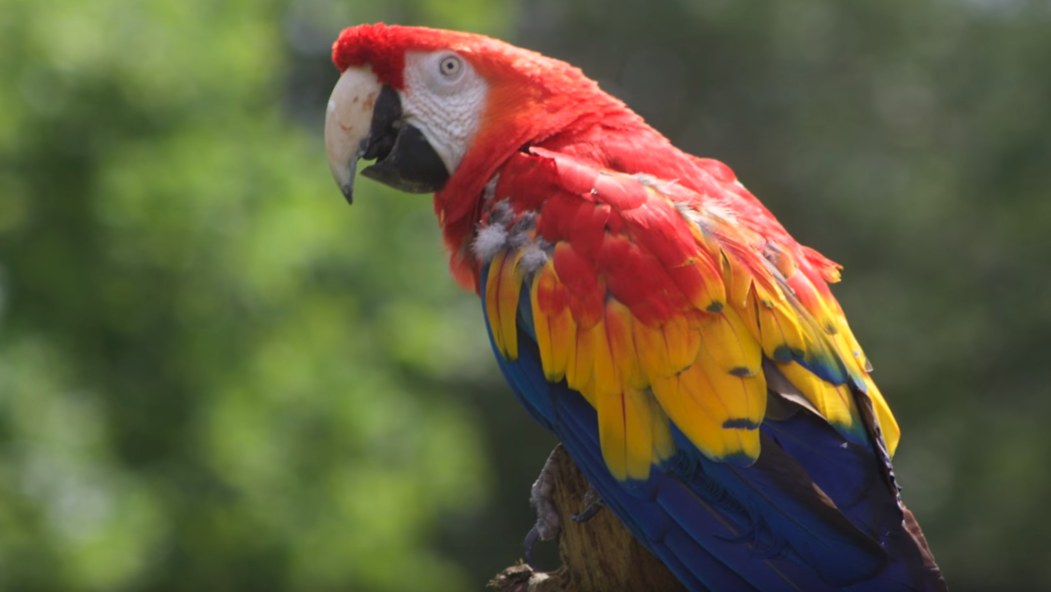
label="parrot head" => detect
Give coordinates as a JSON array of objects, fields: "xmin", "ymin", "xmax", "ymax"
[{"xmin": 324, "ymin": 23, "xmax": 631, "ymax": 205}]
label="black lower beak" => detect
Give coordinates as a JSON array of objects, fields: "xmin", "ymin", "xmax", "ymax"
[{"xmin": 357, "ymin": 85, "xmax": 450, "ymax": 198}]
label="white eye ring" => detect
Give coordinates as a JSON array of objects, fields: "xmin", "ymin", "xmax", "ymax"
[{"xmin": 439, "ymin": 55, "xmax": 462, "ymax": 78}]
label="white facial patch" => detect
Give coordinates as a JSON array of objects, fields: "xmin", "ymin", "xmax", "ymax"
[{"xmin": 400, "ymin": 51, "xmax": 489, "ymax": 174}]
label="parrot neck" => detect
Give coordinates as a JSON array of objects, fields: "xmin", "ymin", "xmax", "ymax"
[
  {"xmin": 433, "ymin": 88, "xmax": 650, "ymax": 292},
  {"xmin": 431, "ymin": 81, "xmax": 785, "ymax": 295}
]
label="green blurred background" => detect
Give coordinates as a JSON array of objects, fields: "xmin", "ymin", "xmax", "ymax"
[{"xmin": 1, "ymin": 0, "xmax": 1048, "ymax": 590}]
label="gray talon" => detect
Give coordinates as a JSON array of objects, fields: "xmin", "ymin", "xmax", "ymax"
[
  {"xmin": 572, "ymin": 500, "xmax": 605, "ymax": 523},
  {"xmin": 522, "ymin": 526, "xmax": 542, "ymax": 569},
  {"xmin": 571, "ymin": 485, "xmax": 604, "ymax": 523},
  {"xmin": 529, "ymin": 449, "xmax": 562, "ymax": 540},
  {"xmin": 524, "ymin": 447, "xmax": 563, "ymax": 567}
]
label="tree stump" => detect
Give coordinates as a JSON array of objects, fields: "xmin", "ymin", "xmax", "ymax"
[{"xmin": 488, "ymin": 445, "xmax": 687, "ymax": 592}]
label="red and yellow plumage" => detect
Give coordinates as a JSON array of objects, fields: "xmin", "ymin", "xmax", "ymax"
[{"xmin": 480, "ymin": 146, "xmax": 898, "ymax": 480}]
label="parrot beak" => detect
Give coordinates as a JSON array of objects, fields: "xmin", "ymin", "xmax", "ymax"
[
  {"xmin": 325, "ymin": 66, "xmax": 451, "ymax": 205},
  {"xmin": 325, "ymin": 66, "xmax": 382, "ymax": 204}
]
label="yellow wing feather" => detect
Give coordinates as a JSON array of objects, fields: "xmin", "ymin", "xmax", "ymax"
[{"xmin": 486, "ymin": 163, "xmax": 898, "ymax": 481}]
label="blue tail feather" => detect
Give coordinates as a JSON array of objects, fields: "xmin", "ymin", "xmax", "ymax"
[
  {"xmin": 555, "ymin": 387, "xmax": 761, "ymax": 592},
  {"xmin": 675, "ymin": 432, "xmax": 888, "ymax": 586},
  {"xmin": 761, "ymin": 398, "xmax": 937, "ymax": 592}
]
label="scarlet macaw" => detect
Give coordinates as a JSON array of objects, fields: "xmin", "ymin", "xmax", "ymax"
[{"xmin": 323, "ymin": 24, "xmax": 946, "ymax": 591}]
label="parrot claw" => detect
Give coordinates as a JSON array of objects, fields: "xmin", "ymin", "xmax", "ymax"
[
  {"xmin": 524, "ymin": 447, "xmax": 563, "ymax": 569},
  {"xmin": 522, "ymin": 526, "xmax": 542, "ymax": 569},
  {"xmin": 571, "ymin": 487, "xmax": 605, "ymax": 523}
]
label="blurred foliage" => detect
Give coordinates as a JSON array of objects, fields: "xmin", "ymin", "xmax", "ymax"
[
  {"xmin": 0, "ymin": 0, "xmax": 1048, "ymax": 591},
  {"xmin": 0, "ymin": 0, "xmax": 516, "ymax": 590}
]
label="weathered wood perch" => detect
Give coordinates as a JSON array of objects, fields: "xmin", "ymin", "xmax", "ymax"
[{"xmin": 488, "ymin": 445, "xmax": 687, "ymax": 592}]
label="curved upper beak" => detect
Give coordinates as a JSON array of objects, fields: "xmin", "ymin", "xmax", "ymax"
[
  {"xmin": 325, "ymin": 67, "xmax": 383, "ymax": 204},
  {"xmin": 325, "ymin": 66, "xmax": 452, "ymax": 205}
]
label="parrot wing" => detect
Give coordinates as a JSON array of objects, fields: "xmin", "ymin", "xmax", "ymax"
[{"xmin": 477, "ymin": 147, "xmax": 942, "ymax": 591}]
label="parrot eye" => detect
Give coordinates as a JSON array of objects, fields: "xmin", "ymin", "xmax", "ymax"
[
  {"xmin": 409, "ymin": 50, "xmax": 479, "ymax": 99},
  {"xmin": 439, "ymin": 55, "xmax": 463, "ymax": 78}
]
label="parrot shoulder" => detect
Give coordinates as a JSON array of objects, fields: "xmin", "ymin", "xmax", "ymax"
[{"xmin": 475, "ymin": 146, "xmax": 901, "ymax": 481}]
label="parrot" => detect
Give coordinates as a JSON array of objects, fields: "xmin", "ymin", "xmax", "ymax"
[{"xmin": 323, "ymin": 23, "xmax": 947, "ymax": 592}]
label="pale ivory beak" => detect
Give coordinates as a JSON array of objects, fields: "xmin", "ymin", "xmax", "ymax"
[{"xmin": 324, "ymin": 66, "xmax": 382, "ymax": 204}]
